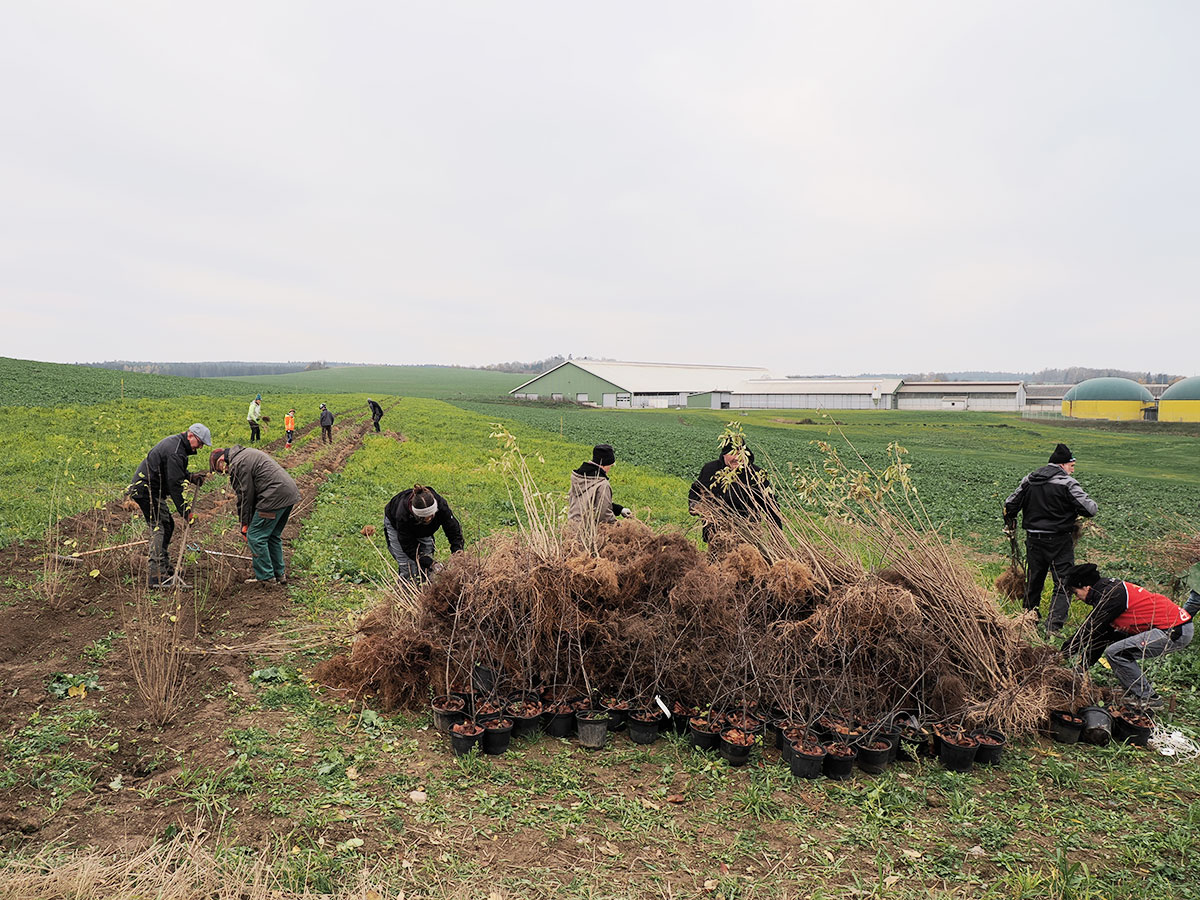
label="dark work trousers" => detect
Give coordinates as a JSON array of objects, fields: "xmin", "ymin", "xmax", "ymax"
[
  {"xmin": 132, "ymin": 493, "xmax": 175, "ymax": 581},
  {"xmin": 249, "ymin": 421, "xmax": 261, "ymax": 443},
  {"xmin": 372, "ymin": 414, "xmax": 382, "ymax": 433},
  {"xmin": 321, "ymin": 425, "xmax": 333, "ymax": 443},
  {"xmin": 1025, "ymin": 531, "xmax": 1075, "ymax": 633}
]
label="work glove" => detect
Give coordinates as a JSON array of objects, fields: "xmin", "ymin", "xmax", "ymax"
[
  {"xmin": 241, "ymin": 524, "xmax": 249, "ymax": 541},
  {"xmin": 1002, "ymin": 517, "xmax": 1017, "ymax": 537},
  {"xmin": 620, "ymin": 507, "xmax": 633, "ymax": 518},
  {"xmin": 187, "ymin": 472, "xmax": 206, "ymax": 487}
]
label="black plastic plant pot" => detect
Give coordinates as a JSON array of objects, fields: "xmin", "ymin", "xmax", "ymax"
[
  {"xmin": 507, "ymin": 705, "xmax": 544, "ymax": 739},
  {"xmin": 856, "ymin": 739, "xmax": 892, "ymax": 775},
  {"xmin": 972, "ymin": 730, "xmax": 1007, "ymax": 765},
  {"xmin": 431, "ymin": 695, "xmax": 467, "ymax": 733},
  {"xmin": 449, "ymin": 725, "xmax": 482, "ymax": 756},
  {"xmin": 670, "ymin": 703, "xmax": 699, "ymax": 735},
  {"xmin": 688, "ymin": 718, "xmax": 719, "ymax": 751},
  {"xmin": 718, "ymin": 730, "xmax": 754, "ymax": 767},
  {"xmin": 789, "ymin": 741, "xmax": 826, "ymax": 780},
  {"xmin": 815, "ymin": 715, "xmax": 850, "ymax": 744},
  {"xmin": 1049, "ymin": 710, "xmax": 1084, "ymax": 744},
  {"xmin": 722, "ymin": 711, "xmax": 767, "ymax": 737},
  {"xmin": 876, "ymin": 727, "xmax": 901, "ymax": 764},
  {"xmin": 938, "ymin": 735, "xmax": 978, "ymax": 773},
  {"xmin": 1112, "ymin": 710, "xmax": 1154, "ymax": 746},
  {"xmin": 628, "ymin": 713, "xmax": 663, "ymax": 745},
  {"xmin": 1079, "ymin": 706, "xmax": 1113, "ymax": 746},
  {"xmin": 601, "ymin": 700, "xmax": 630, "ymax": 732},
  {"xmin": 544, "ymin": 711, "xmax": 575, "ymax": 738},
  {"xmin": 822, "ymin": 743, "xmax": 858, "ymax": 780},
  {"xmin": 481, "ymin": 718, "xmax": 514, "ymax": 756},
  {"xmin": 575, "ymin": 711, "xmax": 610, "ymax": 749}
]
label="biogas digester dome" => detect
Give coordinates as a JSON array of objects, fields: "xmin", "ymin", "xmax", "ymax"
[
  {"xmin": 1158, "ymin": 376, "xmax": 1200, "ymax": 423},
  {"xmin": 1061, "ymin": 377, "xmax": 1154, "ymax": 421}
]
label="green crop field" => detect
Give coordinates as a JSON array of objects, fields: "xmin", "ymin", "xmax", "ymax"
[
  {"xmin": 0, "ymin": 357, "xmax": 255, "ymax": 407},
  {"xmin": 226, "ymin": 363, "xmax": 525, "ymax": 400}
]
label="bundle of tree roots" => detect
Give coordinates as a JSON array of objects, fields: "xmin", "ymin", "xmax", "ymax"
[{"xmin": 316, "ymin": 436, "xmax": 1087, "ymax": 735}]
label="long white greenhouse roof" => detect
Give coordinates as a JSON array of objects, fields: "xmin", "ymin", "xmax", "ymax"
[
  {"xmin": 720, "ymin": 378, "xmax": 904, "ymax": 396},
  {"xmin": 513, "ymin": 360, "xmax": 771, "ymax": 394}
]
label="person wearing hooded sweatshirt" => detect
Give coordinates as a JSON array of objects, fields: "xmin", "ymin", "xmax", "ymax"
[
  {"xmin": 209, "ymin": 445, "xmax": 301, "ymax": 585},
  {"xmin": 367, "ymin": 398, "xmax": 384, "ymax": 433},
  {"xmin": 319, "ymin": 403, "xmax": 334, "ymax": 443},
  {"xmin": 688, "ymin": 439, "xmax": 782, "ymax": 544},
  {"xmin": 1004, "ymin": 443, "xmax": 1098, "ymax": 636},
  {"xmin": 568, "ymin": 444, "xmax": 630, "ymax": 531},
  {"xmin": 383, "ymin": 485, "xmax": 464, "ymax": 582},
  {"xmin": 247, "ymin": 394, "xmax": 263, "ymax": 443},
  {"xmin": 1061, "ymin": 563, "xmax": 1193, "ymax": 708},
  {"xmin": 128, "ymin": 424, "xmax": 212, "ymax": 586}
]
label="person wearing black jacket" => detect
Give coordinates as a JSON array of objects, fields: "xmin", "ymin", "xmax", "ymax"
[
  {"xmin": 127, "ymin": 423, "xmax": 212, "ymax": 586},
  {"xmin": 1004, "ymin": 443, "xmax": 1098, "ymax": 636},
  {"xmin": 367, "ymin": 398, "xmax": 384, "ymax": 433},
  {"xmin": 1061, "ymin": 563, "xmax": 1193, "ymax": 708},
  {"xmin": 319, "ymin": 403, "xmax": 334, "ymax": 443},
  {"xmin": 688, "ymin": 440, "xmax": 782, "ymax": 544},
  {"xmin": 383, "ymin": 485, "xmax": 464, "ymax": 582}
]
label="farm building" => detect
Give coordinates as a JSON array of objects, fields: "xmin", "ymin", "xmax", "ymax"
[
  {"xmin": 1158, "ymin": 376, "xmax": 1200, "ymax": 422},
  {"xmin": 688, "ymin": 379, "xmax": 903, "ymax": 410},
  {"xmin": 510, "ymin": 360, "xmax": 770, "ymax": 408},
  {"xmin": 896, "ymin": 382, "xmax": 1025, "ymax": 411},
  {"xmin": 1061, "ymin": 377, "xmax": 1155, "ymax": 421},
  {"xmin": 1023, "ymin": 384, "xmax": 1071, "ymax": 414}
]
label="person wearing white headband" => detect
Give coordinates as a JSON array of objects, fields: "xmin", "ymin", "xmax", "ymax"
[{"xmin": 383, "ymin": 484, "xmax": 464, "ymax": 582}]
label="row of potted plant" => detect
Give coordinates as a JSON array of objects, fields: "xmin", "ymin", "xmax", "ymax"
[{"xmin": 1048, "ymin": 705, "xmax": 1154, "ymax": 747}]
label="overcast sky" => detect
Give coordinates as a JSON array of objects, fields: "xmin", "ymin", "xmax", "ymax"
[{"xmin": 2, "ymin": 2, "xmax": 1196, "ymax": 375}]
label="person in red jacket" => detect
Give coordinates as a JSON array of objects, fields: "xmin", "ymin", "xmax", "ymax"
[{"xmin": 1061, "ymin": 563, "xmax": 1193, "ymax": 708}]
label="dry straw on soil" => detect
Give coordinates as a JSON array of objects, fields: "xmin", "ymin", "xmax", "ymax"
[{"xmin": 318, "ymin": 431, "xmax": 1083, "ymax": 734}]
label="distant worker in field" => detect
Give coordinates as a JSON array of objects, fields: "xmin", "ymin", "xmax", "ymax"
[
  {"xmin": 367, "ymin": 398, "xmax": 384, "ymax": 433},
  {"xmin": 284, "ymin": 409, "xmax": 296, "ymax": 449},
  {"xmin": 383, "ymin": 484, "xmax": 464, "ymax": 583},
  {"xmin": 568, "ymin": 444, "xmax": 631, "ymax": 536},
  {"xmin": 688, "ymin": 437, "xmax": 782, "ymax": 544},
  {"xmin": 209, "ymin": 445, "xmax": 301, "ymax": 586},
  {"xmin": 1003, "ymin": 443, "xmax": 1098, "ymax": 636},
  {"xmin": 128, "ymin": 423, "xmax": 212, "ymax": 588},
  {"xmin": 247, "ymin": 394, "xmax": 264, "ymax": 443},
  {"xmin": 1061, "ymin": 563, "xmax": 1193, "ymax": 709},
  {"xmin": 319, "ymin": 403, "xmax": 334, "ymax": 443}
]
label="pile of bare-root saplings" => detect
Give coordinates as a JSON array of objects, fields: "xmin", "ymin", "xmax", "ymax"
[{"xmin": 317, "ymin": 434, "xmax": 1116, "ymax": 778}]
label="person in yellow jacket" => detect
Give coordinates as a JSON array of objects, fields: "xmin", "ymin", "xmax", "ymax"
[{"xmin": 284, "ymin": 409, "xmax": 296, "ymax": 449}]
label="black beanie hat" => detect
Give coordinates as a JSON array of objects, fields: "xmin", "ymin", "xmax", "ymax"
[
  {"xmin": 1065, "ymin": 563, "xmax": 1101, "ymax": 591},
  {"xmin": 592, "ymin": 443, "xmax": 615, "ymax": 467},
  {"xmin": 1049, "ymin": 443, "xmax": 1074, "ymax": 464}
]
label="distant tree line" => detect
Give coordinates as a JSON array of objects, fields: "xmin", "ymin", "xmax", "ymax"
[
  {"xmin": 86, "ymin": 360, "xmax": 331, "ymax": 378},
  {"xmin": 483, "ymin": 355, "xmax": 567, "ymax": 375}
]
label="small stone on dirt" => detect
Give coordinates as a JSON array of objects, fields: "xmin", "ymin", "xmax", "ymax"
[
  {"xmin": 967, "ymin": 845, "xmax": 986, "ymax": 858},
  {"xmin": 408, "ymin": 790, "xmax": 427, "ymax": 804}
]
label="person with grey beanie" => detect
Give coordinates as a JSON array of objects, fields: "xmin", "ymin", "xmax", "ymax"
[{"xmin": 127, "ymin": 423, "xmax": 211, "ymax": 587}]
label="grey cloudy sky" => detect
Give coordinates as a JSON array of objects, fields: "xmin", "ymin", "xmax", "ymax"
[{"xmin": 2, "ymin": 2, "xmax": 1197, "ymax": 375}]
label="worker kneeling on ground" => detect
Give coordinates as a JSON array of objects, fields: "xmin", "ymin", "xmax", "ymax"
[
  {"xmin": 210, "ymin": 446, "xmax": 301, "ymax": 586},
  {"xmin": 128, "ymin": 423, "xmax": 211, "ymax": 588},
  {"xmin": 383, "ymin": 484, "xmax": 464, "ymax": 582},
  {"xmin": 1061, "ymin": 563, "xmax": 1193, "ymax": 710}
]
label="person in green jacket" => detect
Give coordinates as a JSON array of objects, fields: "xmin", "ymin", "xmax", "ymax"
[{"xmin": 210, "ymin": 446, "xmax": 301, "ymax": 584}]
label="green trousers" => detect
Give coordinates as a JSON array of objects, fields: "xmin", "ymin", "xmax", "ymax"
[{"xmin": 247, "ymin": 505, "xmax": 293, "ymax": 581}]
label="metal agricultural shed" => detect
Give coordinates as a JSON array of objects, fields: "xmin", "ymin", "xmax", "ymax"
[
  {"xmin": 510, "ymin": 360, "xmax": 770, "ymax": 408},
  {"xmin": 688, "ymin": 379, "xmax": 903, "ymax": 410},
  {"xmin": 896, "ymin": 382, "xmax": 1025, "ymax": 411}
]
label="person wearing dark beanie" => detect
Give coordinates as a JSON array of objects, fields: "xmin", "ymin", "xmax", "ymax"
[
  {"xmin": 1061, "ymin": 563, "xmax": 1193, "ymax": 708},
  {"xmin": 1003, "ymin": 444, "xmax": 1098, "ymax": 636},
  {"xmin": 569, "ymin": 443, "xmax": 629, "ymax": 534}
]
